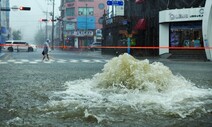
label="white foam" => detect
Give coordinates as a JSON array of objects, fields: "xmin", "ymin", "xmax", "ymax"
[{"xmin": 47, "ymin": 53, "xmax": 212, "ymax": 119}]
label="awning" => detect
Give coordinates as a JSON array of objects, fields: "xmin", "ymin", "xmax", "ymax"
[
  {"xmin": 135, "ymin": 0, "xmax": 145, "ymax": 4},
  {"xmin": 133, "ymin": 19, "xmax": 146, "ymax": 30}
]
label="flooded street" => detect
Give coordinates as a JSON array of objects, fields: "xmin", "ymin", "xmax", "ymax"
[{"xmin": 0, "ymin": 52, "xmax": 212, "ymax": 127}]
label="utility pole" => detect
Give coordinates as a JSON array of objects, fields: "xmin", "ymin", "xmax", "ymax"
[
  {"xmin": 51, "ymin": 0, "xmax": 55, "ymax": 50},
  {"xmin": 86, "ymin": 3, "xmax": 87, "ymax": 46},
  {"xmin": 43, "ymin": 11, "xmax": 48, "ymax": 41}
]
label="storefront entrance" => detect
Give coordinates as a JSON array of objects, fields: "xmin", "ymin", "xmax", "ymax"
[
  {"xmin": 159, "ymin": 7, "xmax": 209, "ymax": 60},
  {"xmin": 170, "ymin": 21, "xmax": 203, "ymax": 48}
]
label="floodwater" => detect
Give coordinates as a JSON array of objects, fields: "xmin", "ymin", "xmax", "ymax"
[{"xmin": 1, "ymin": 53, "xmax": 212, "ymax": 127}]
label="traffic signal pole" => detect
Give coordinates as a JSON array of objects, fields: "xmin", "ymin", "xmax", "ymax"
[{"xmin": 51, "ymin": 0, "xmax": 55, "ymax": 50}]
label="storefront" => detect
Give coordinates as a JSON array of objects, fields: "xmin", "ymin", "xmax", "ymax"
[
  {"xmin": 170, "ymin": 21, "xmax": 203, "ymax": 47},
  {"xmin": 159, "ymin": 5, "xmax": 212, "ymax": 61},
  {"xmin": 70, "ymin": 30, "xmax": 94, "ymax": 48}
]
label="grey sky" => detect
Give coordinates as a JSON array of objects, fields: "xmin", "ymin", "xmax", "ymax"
[{"xmin": 10, "ymin": 0, "xmax": 60, "ymax": 42}]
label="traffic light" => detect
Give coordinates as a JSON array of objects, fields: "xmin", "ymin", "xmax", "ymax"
[
  {"xmin": 19, "ymin": 6, "xmax": 31, "ymax": 11},
  {"xmin": 49, "ymin": 19, "xmax": 57, "ymax": 22},
  {"xmin": 40, "ymin": 19, "xmax": 48, "ymax": 22}
]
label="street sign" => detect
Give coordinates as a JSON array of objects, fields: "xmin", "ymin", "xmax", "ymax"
[{"xmin": 107, "ymin": 0, "xmax": 124, "ymax": 6}]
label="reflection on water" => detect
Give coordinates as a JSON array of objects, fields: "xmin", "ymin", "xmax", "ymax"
[{"xmin": 4, "ymin": 53, "xmax": 212, "ymax": 126}]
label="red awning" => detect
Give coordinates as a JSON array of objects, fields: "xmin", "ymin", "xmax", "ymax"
[
  {"xmin": 135, "ymin": 0, "xmax": 145, "ymax": 4},
  {"xmin": 133, "ymin": 19, "xmax": 146, "ymax": 30}
]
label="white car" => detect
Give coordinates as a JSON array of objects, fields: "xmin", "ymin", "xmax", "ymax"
[
  {"xmin": 4, "ymin": 40, "xmax": 37, "ymax": 52},
  {"xmin": 89, "ymin": 42, "xmax": 102, "ymax": 51}
]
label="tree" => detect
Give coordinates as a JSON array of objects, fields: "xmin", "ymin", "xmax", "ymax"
[
  {"xmin": 34, "ymin": 29, "xmax": 46, "ymax": 46},
  {"xmin": 12, "ymin": 30, "xmax": 22, "ymax": 40}
]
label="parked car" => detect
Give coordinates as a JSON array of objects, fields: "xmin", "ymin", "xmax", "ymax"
[
  {"xmin": 89, "ymin": 42, "xmax": 102, "ymax": 51},
  {"xmin": 4, "ymin": 40, "xmax": 37, "ymax": 52}
]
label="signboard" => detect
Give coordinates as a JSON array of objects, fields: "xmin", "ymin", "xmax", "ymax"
[
  {"xmin": 159, "ymin": 7, "xmax": 204, "ymax": 23},
  {"xmin": 115, "ymin": 6, "xmax": 124, "ymax": 16},
  {"xmin": 107, "ymin": 0, "xmax": 123, "ymax": 6},
  {"xmin": 71, "ymin": 30, "xmax": 94, "ymax": 37},
  {"xmin": 77, "ymin": 16, "xmax": 96, "ymax": 29}
]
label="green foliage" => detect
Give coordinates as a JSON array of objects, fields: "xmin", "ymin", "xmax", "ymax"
[{"xmin": 12, "ymin": 30, "xmax": 22, "ymax": 40}]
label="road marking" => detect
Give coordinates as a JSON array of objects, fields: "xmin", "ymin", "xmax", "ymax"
[
  {"xmin": 14, "ymin": 62, "xmax": 23, "ymax": 64},
  {"xmin": 0, "ymin": 58, "xmax": 108, "ymax": 64},
  {"xmin": 93, "ymin": 59, "xmax": 104, "ymax": 63},
  {"xmin": 81, "ymin": 59, "xmax": 92, "ymax": 63},
  {"xmin": 69, "ymin": 59, "xmax": 78, "ymax": 63},
  {"xmin": 21, "ymin": 59, "xmax": 29, "ymax": 62},
  {"xmin": 8, "ymin": 59, "xmax": 16, "ymax": 62},
  {"xmin": 0, "ymin": 62, "xmax": 7, "ymax": 64},
  {"xmin": 29, "ymin": 61, "xmax": 38, "ymax": 64}
]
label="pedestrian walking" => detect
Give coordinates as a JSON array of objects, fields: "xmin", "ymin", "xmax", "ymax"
[{"xmin": 42, "ymin": 40, "xmax": 50, "ymax": 61}]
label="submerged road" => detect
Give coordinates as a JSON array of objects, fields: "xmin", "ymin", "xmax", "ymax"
[{"xmin": 0, "ymin": 49, "xmax": 211, "ymax": 126}]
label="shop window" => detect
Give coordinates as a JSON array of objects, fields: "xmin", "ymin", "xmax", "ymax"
[{"xmin": 170, "ymin": 22, "xmax": 203, "ymax": 47}]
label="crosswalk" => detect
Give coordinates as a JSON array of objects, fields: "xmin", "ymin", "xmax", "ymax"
[{"xmin": 0, "ymin": 58, "xmax": 109, "ymax": 64}]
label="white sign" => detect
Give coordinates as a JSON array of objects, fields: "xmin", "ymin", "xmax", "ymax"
[
  {"xmin": 115, "ymin": 6, "xmax": 124, "ymax": 16},
  {"xmin": 71, "ymin": 30, "xmax": 94, "ymax": 37},
  {"xmin": 66, "ymin": 24, "xmax": 75, "ymax": 30},
  {"xmin": 159, "ymin": 7, "xmax": 204, "ymax": 23}
]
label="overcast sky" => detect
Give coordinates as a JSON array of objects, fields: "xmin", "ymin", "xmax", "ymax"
[{"xmin": 10, "ymin": 0, "xmax": 60, "ymax": 42}]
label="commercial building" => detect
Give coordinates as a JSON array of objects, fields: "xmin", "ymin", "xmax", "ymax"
[
  {"xmin": 102, "ymin": 0, "xmax": 212, "ymax": 60},
  {"xmin": 59, "ymin": 0, "xmax": 107, "ymax": 49},
  {"xmin": 159, "ymin": 0, "xmax": 212, "ymax": 61},
  {"xmin": 159, "ymin": 7, "xmax": 204, "ymax": 56},
  {"xmin": 0, "ymin": 0, "xmax": 10, "ymax": 50}
]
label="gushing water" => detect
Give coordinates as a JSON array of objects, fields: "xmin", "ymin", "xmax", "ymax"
[{"xmin": 45, "ymin": 53, "xmax": 212, "ymax": 124}]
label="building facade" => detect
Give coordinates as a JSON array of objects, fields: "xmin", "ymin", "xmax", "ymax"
[
  {"xmin": 102, "ymin": 0, "xmax": 210, "ymax": 60},
  {"xmin": 0, "ymin": 0, "xmax": 10, "ymax": 48},
  {"xmin": 59, "ymin": 0, "xmax": 107, "ymax": 49}
]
